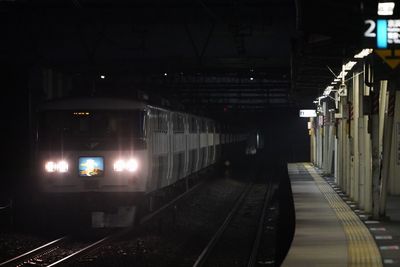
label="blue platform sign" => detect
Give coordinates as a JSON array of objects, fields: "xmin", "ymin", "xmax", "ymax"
[
  {"xmin": 377, "ymin": 20, "xmax": 388, "ymax": 48},
  {"xmin": 364, "ymin": 19, "xmax": 400, "ymax": 48}
]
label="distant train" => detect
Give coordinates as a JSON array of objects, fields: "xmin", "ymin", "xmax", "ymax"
[{"xmin": 36, "ymin": 97, "xmax": 246, "ymax": 227}]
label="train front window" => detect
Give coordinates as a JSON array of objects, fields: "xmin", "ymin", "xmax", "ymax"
[{"xmin": 38, "ymin": 110, "xmax": 146, "ymax": 149}]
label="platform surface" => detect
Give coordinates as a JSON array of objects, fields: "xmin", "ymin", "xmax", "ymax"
[{"xmin": 282, "ymin": 163, "xmax": 382, "ymax": 267}]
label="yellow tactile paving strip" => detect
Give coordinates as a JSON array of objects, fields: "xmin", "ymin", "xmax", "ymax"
[{"xmin": 304, "ymin": 163, "xmax": 383, "ymax": 267}]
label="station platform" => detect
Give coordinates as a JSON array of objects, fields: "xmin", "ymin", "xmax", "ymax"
[{"xmin": 282, "ymin": 163, "xmax": 382, "ymax": 267}]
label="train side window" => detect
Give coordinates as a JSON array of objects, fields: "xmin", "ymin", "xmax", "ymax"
[
  {"xmin": 200, "ymin": 120, "xmax": 206, "ymax": 133},
  {"xmin": 173, "ymin": 113, "xmax": 184, "ymax": 133},
  {"xmin": 189, "ymin": 117, "xmax": 197, "ymax": 133}
]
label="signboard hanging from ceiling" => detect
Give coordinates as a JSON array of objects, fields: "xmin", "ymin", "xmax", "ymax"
[
  {"xmin": 299, "ymin": 109, "xmax": 317, "ymax": 118},
  {"xmin": 364, "ymin": 17, "xmax": 400, "ymax": 69},
  {"xmin": 364, "ymin": 18, "xmax": 400, "ymax": 49}
]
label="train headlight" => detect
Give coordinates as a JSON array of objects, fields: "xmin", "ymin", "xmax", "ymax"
[
  {"xmin": 45, "ymin": 161, "xmax": 57, "ymax": 173},
  {"xmin": 45, "ymin": 160, "xmax": 69, "ymax": 173},
  {"xmin": 57, "ymin": 160, "xmax": 69, "ymax": 173},
  {"xmin": 126, "ymin": 159, "xmax": 139, "ymax": 172},
  {"xmin": 113, "ymin": 160, "xmax": 125, "ymax": 172},
  {"xmin": 113, "ymin": 158, "xmax": 139, "ymax": 173}
]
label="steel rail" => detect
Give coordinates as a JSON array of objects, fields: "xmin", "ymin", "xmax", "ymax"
[
  {"xmin": 192, "ymin": 183, "xmax": 254, "ymax": 267},
  {"xmin": 247, "ymin": 178, "xmax": 275, "ymax": 267},
  {"xmin": 1, "ymin": 180, "xmax": 205, "ymax": 266},
  {"xmin": 48, "ymin": 181, "xmax": 205, "ymax": 265},
  {"xmin": 0, "ymin": 236, "xmax": 68, "ymax": 266},
  {"xmin": 46, "ymin": 235, "xmax": 112, "ymax": 266}
]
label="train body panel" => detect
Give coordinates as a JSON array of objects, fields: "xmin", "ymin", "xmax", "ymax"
[{"xmin": 35, "ymin": 97, "xmax": 246, "ymax": 225}]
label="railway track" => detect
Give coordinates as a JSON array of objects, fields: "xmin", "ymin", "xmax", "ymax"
[
  {"xmin": 0, "ymin": 182, "xmax": 205, "ymax": 267},
  {"xmin": 193, "ymin": 178, "xmax": 276, "ymax": 267},
  {"xmin": 0, "ymin": 233, "xmax": 118, "ymax": 267}
]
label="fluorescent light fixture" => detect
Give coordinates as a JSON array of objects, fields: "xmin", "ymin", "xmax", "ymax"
[
  {"xmin": 338, "ymin": 71, "xmax": 348, "ymax": 79},
  {"xmin": 100, "ymin": 75, "xmax": 105, "ymax": 79},
  {"xmin": 323, "ymin": 86, "xmax": 333, "ymax": 96},
  {"xmin": 354, "ymin": 48, "xmax": 373, "ymax": 58},
  {"xmin": 334, "ymin": 78, "xmax": 341, "ymax": 82},
  {"xmin": 344, "ymin": 61, "xmax": 357, "ymax": 71},
  {"xmin": 378, "ymin": 2, "xmax": 395, "ymax": 16},
  {"xmin": 331, "ymin": 81, "xmax": 338, "ymax": 85}
]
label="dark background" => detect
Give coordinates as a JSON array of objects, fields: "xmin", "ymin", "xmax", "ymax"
[{"xmin": 0, "ymin": 0, "xmax": 379, "ymax": 197}]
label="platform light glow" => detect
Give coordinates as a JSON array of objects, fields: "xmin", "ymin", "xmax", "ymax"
[
  {"xmin": 378, "ymin": 2, "xmax": 395, "ymax": 16},
  {"xmin": 100, "ymin": 75, "xmax": 105, "ymax": 79}
]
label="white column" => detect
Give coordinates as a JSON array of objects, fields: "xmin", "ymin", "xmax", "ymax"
[
  {"xmin": 353, "ymin": 73, "xmax": 360, "ymax": 202},
  {"xmin": 358, "ymin": 74, "xmax": 366, "ymax": 209},
  {"xmin": 363, "ymin": 68, "xmax": 373, "ymax": 213}
]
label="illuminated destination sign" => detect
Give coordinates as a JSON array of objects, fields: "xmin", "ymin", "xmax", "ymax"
[
  {"xmin": 364, "ymin": 19, "xmax": 400, "ymax": 48},
  {"xmin": 79, "ymin": 157, "xmax": 104, "ymax": 177},
  {"xmin": 299, "ymin": 109, "xmax": 317, "ymax": 118}
]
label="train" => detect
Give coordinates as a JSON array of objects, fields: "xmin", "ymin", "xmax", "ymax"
[{"xmin": 36, "ymin": 97, "xmax": 246, "ymax": 227}]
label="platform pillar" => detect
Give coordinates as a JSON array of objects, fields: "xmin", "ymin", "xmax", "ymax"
[
  {"xmin": 379, "ymin": 89, "xmax": 394, "ymax": 217},
  {"xmin": 363, "ymin": 70, "xmax": 373, "ymax": 213},
  {"xmin": 358, "ymin": 73, "xmax": 366, "ymax": 210},
  {"xmin": 352, "ymin": 72, "xmax": 360, "ymax": 202},
  {"xmin": 371, "ymin": 82, "xmax": 383, "ymax": 219}
]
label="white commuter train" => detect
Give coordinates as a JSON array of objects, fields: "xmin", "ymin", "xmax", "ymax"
[{"xmin": 36, "ymin": 97, "xmax": 245, "ymax": 227}]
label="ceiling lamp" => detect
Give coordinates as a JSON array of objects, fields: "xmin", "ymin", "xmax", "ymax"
[
  {"xmin": 378, "ymin": 2, "xmax": 395, "ymax": 16},
  {"xmin": 354, "ymin": 48, "xmax": 373, "ymax": 59},
  {"xmin": 344, "ymin": 61, "xmax": 357, "ymax": 71}
]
